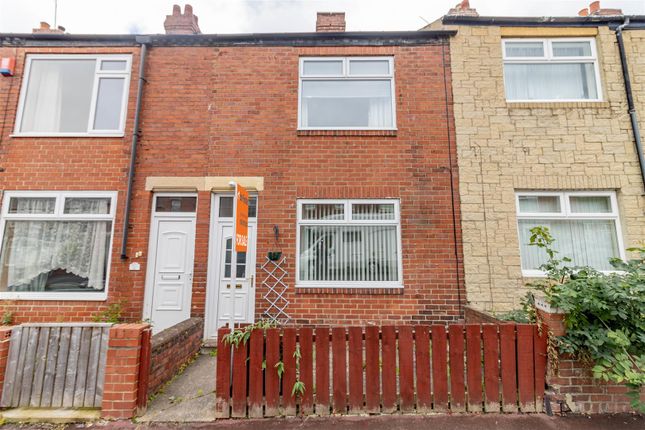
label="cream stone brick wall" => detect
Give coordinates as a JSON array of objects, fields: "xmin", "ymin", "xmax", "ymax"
[{"xmin": 448, "ymin": 25, "xmax": 645, "ymax": 312}]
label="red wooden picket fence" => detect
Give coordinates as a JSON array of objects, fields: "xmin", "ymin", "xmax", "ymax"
[{"xmin": 215, "ymin": 324, "xmax": 547, "ymax": 418}]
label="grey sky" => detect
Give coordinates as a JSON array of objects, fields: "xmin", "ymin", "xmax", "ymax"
[{"xmin": 1, "ymin": 0, "xmax": 644, "ymax": 34}]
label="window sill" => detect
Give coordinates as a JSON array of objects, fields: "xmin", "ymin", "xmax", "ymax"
[
  {"xmin": 297, "ymin": 129, "xmax": 397, "ymax": 137},
  {"xmin": 296, "ymin": 285, "xmax": 403, "ymax": 295},
  {"xmin": 0, "ymin": 292, "xmax": 107, "ymax": 301},
  {"xmin": 10, "ymin": 133, "xmax": 126, "ymax": 138},
  {"xmin": 506, "ymin": 101, "xmax": 609, "ymax": 109}
]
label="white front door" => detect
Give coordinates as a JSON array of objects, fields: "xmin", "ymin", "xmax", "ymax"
[
  {"xmin": 205, "ymin": 195, "xmax": 257, "ymax": 339},
  {"xmin": 145, "ymin": 194, "xmax": 197, "ymax": 334},
  {"xmin": 216, "ymin": 224, "xmax": 257, "ymax": 327}
]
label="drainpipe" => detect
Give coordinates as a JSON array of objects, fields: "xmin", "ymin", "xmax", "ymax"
[
  {"xmin": 121, "ymin": 37, "xmax": 150, "ymax": 259},
  {"xmin": 615, "ymin": 18, "xmax": 645, "ymax": 193}
]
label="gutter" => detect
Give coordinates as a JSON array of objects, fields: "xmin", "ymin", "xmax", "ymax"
[
  {"xmin": 442, "ymin": 15, "xmax": 645, "ymax": 27},
  {"xmin": 614, "ymin": 18, "xmax": 645, "ymax": 193},
  {"xmin": 1, "ymin": 30, "xmax": 456, "ymax": 47},
  {"xmin": 120, "ymin": 36, "xmax": 150, "ymax": 259}
]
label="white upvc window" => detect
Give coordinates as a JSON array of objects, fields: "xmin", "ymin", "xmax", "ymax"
[
  {"xmin": 515, "ymin": 191, "xmax": 625, "ymax": 277},
  {"xmin": 14, "ymin": 54, "xmax": 132, "ymax": 137},
  {"xmin": 296, "ymin": 199, "xmax": 402, "ymax": 288},
  {"xmin": 0, "ymin": 191, "xmax": 117, "ymax": 300},
  {"xmin": 502, "ymin": 38, "xmax": 602, "ymax": 102},
  {"xmin": 298, "ymin": 57, "xmax": 396, "ymax": 130}
]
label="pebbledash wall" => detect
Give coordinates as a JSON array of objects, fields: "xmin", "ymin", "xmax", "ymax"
[
  {"xmin": 438, "ymin": 18, "xmax": 645, "ymax": 313},
  {"xmin": 0, "ymin": 26, "xmax": 465, "ymax": 327}
]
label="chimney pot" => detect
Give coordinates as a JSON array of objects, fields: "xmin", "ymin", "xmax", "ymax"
[
  {"xmin": 582, "ymin": 1, "xmax": 623, "ymax": 16},
  {"xmin": 164, "ymin": 4, "xmax": 201, "ymax": 35},
  {"xmin": 316, "ymin": 12, "xmax": 346, "ymax": 32},
  {"xmin": 32, "ymin": 21, "xmax": 65, "ymax": 34},
  {"xmin": 446, "ymin": 0, "xmax": 479, "ymax": 17},
  {"xmin": 589, "ymin": 1, "xmax": 600, "ymax": 13}
]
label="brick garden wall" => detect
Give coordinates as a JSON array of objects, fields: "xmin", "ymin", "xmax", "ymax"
[
  {"xmin": 148, "ymin": 317, "xmax": 203, "ymax": 395},
  {"xmin": 1, "ymin": 38, "xmax": 465, "ymax": 331},
  {"xmin": 547, "ymin": 357, "xmax": 645, "ymax": 414}
]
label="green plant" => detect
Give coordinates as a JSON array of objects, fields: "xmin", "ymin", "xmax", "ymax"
[
  {"xmin": 291, "ymin": 344, "xmax": 306, "ymax": 399},
  {"xmin": 222, "ymin": 319, "xmax": 277, "ymax": 347},
  {"xmin": 1, "ymin": 310, "xmax": 14, "ymax": 325},
  {"xmin": 222, "ymin": 320, "xmax": 306, "ymax": 400},
  {"xmin": 274, "ymin": 360, "xmax": 284, "ymax": 378},
  {"xmin": 526, "ymin": 226, "xmax": 645, "ymax": 412},
  {"xmin": 91, "ymin": 301, "xmax": 125, "ymax": 323}
]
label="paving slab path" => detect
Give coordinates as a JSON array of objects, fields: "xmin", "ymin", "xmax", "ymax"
[{"xmin": 137, "ymin": 352, "xmax": 216, "ymax": 423}]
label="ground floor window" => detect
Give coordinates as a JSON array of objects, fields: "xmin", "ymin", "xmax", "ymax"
[
  {"xmin": 515, "ymin": 191, "xmax": 624, "ymax": 276},
  {"xmin": 0, "ymin": 191, "xmax": 116, "ymax": 298},
  {"xmin": 296, "ymin": 199, "xmax": 401, "ymax": 287}
]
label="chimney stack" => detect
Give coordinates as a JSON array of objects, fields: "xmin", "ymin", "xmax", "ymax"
[
  {"xmin": 32, "ymin": 21, "xmax": 65, "ymax": 34},
  {"xmin": 578, "ymin": 1, "xmax": 622, "ymax": 16},
  {"xmin": 164, "ymin": 4, "xmax": 201, "ymax": 35},
  {"xmin": 447, "ymin": 0, "xmax": 479, "ymax": 17},
  {"xmin": 316, "ymin": 12, "xmax": 346, "ymax": 32}
]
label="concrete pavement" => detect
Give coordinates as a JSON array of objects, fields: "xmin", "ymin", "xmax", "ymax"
[{"xmin": 137, "ymin": 352, "xmax": 217, "ymax": 423}]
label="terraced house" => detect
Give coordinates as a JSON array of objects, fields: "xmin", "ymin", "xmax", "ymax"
[
  {"xmin": 0, "ymin": 6, "xmax": 464, "ymax": 340},
  {"xmin": 431, "ymin": 1, "xmax": 645, "ymax": 314}
]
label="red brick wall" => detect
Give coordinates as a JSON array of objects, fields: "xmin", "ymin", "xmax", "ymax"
[
  {"xmin": 101, "ymin": 323, "xmax": 151, "ymax": 419},
  {"xmin": 547, "ymin": 357, "xmax": 645, "ymax": 414},
  {"xmin": 0, "ymin": 40, "xmax": 464, "ymax": 327},
  {"xmin": 0, "ymin": 45, "xmax": 142, "ymax": 322},
  {"xmin": 463, "ymin": 306, "xmax": 510, "ymax": 324},
  {"xmin": 148, "ymin": 317, "xmax": 203, "ymax": 395}
]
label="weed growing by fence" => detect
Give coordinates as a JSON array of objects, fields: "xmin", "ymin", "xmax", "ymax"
[{"xmin": 91, "ymin": 301, "xmax": 125, "ymax": 323}]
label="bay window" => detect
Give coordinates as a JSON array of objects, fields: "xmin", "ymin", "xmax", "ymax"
[
  {"xmin": 503, "ymin": 38, "xmax": 601, "ymax": 101},
  {"xmin": 299, "ymin": 57, "xmax": 396, "ymax": 130},
  {"xmin": 297, "ymin": 200, "xmax": 402, "ymax": 288},
  {"xmin": 15, "ymin": 55, "xmax": 131, "ymax": 136},
  {"xmin": 0, "ymin": 191, "xmax": 116, "ymax": 299},
  {"xmin": 516, "ymin": 191, "xmax": 624, "ymax": 276}
]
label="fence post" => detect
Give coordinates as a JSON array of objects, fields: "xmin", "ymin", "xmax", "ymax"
[
  {"xmin": 0, "ymin": 326, "xmax": 12, "ymax": 399},
  {"xmin": 533, "ymin": 325, "xmax": 547, "ymax": 412},
  {"xmin": 136, "ymin": 326, "xmax": 152, "ymax": 411},
  {"xmin": 101, "ymin": 323, "xmax": 150, "ymax": 420},
  {"xmin": 215, "ymin": 327, "xmax": 231, "ymax": 418}
]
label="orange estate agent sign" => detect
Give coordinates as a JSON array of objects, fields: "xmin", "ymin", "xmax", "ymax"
[{"xmin": 234, "ymin": 184, "xmax": 249, "ymax": 253}]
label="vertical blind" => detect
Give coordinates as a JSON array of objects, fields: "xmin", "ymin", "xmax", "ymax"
[
  {"xmin": 517, "ymin": 193, "xmax": 620, "ymax": 272},
  {"xmin": 298, "ymin": 201, "xmax": 399, "ymax": 283}
]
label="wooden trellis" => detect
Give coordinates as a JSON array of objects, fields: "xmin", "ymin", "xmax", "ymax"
[{"xmin": 261, "ymin": 256, "xmax": 291, "ymax": 324}]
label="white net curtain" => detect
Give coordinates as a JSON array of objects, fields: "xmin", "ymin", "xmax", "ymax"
[{"xmin": 0, "ymin": 198, "xmax": 111, "ymax": 292}]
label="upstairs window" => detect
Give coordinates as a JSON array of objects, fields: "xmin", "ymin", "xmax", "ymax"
[
  {"xmin": 297, "ymin": 199, "xmax": 402, "ymax": 288},
  {"xmin": 299, "ymin": 57, "xmax": 396, "ymax": 130},
  {"xmin": 503, "ymin": 39, "xmax": 601, "ymax": 101},
  {"xmin": 15, "ymin": 55, "xmax": 131, "ymax": 136},
  {"xmin": 516, "ymin": 191, "xmax": 624, "ymax": 276}
]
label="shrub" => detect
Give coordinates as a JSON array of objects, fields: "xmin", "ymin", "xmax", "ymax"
[{"xmin": 526, "ymin": 226, "xmax": 644, "ymax": 412}]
